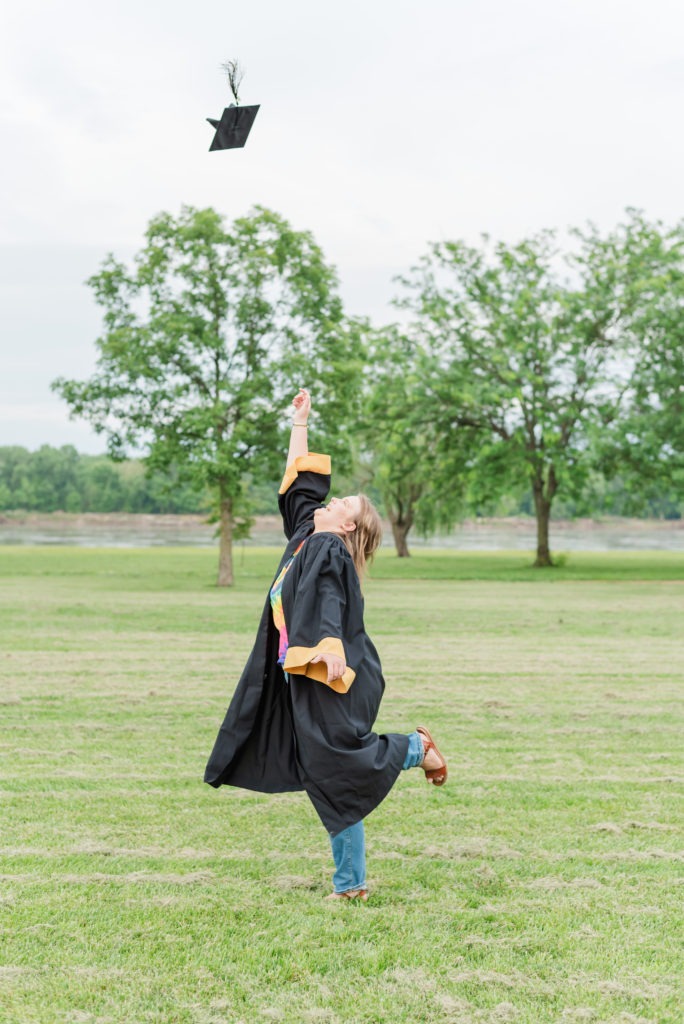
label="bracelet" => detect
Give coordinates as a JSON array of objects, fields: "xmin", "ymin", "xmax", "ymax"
[{"xmin": 292, "ymin": 422, "xmax": 308, "ymax": 428}]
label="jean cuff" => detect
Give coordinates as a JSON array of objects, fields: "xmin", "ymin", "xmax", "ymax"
[{"xmin": 402, "ymin": 730, "xmax": 425, "ymax": 770}]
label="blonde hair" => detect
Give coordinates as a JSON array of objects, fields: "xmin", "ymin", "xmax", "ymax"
[{"xmin": 341, "ymin": 493, "xmax": 383, "ymax": 582}]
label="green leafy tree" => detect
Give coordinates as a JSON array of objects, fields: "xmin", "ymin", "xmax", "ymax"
[
  {"xmin": 0, "ymin": 447, "xmax": 31, "ymax": 509},
  {"xmin": 27, "ymin": 445, "xmax": 79, "ymax": 511},
  {"xmin": 53, "ymin": 205, "xmax": 364, "ymax": 584},
  {"xmin": 395, "ymin": 210, "xmax": 684, "ymax": 566},
  {"xmin": 362, "ymin": 328, "xmax": 474, "ymax": 556},
  {"xmin": 585, "ymin": 217, "xmax": 684, "ymax": 515}
]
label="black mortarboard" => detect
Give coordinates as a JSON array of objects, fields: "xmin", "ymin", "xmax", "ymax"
[{"xmin": 207, "ymin": 104, "xmax": 260, "ymax": 151}]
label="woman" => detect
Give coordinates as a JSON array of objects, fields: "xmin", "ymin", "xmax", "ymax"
[{"xmin": 204, "ymin": 388, "xmax": 447, "ymax": 900}]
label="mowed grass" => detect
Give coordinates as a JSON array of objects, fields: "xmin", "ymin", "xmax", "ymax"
[{"xmin": 0, "ymin": 546, "xmax": 682, "ymax": 1024}]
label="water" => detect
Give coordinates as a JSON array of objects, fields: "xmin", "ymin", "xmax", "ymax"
[{"xmin": 1, "ymin": 513, "xmax": 682, "ymax": 550}]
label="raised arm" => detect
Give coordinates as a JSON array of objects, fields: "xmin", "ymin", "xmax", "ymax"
[
  {"xmin": 278, "ymin": 388, "xmax": 332, "ymax": 540},
  {"xmin": 286, "ymin": 388, "xmax": 311, "ymax": 469}
]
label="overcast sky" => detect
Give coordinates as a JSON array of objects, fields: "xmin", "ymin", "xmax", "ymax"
[{"xmin": 2, "ymin": 0, "xmax": 683, "ymax": 453}]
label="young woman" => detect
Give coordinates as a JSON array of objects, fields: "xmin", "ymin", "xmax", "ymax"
[{"xmin": 204, "ymin": 388, "xmax": 447, "ymax": 900}]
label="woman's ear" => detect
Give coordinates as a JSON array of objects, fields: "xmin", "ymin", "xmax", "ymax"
[{"xmin": 343, "ymin": 520, "xmax": 357, "ymax": 534}]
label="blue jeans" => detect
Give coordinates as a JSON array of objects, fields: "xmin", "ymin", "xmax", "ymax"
[{"xmin": 329, "ymin": 731, "xmax": 424, "ymax": 893}]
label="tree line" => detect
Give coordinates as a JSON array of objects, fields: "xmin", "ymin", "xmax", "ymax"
[
  {"xmin": 47, "ymin": 205, "xmax": 683, "ymax": 583},
  {"xmin": 3, "ymin": 444, "xmax": 680, "ymax": 522},
  {"xmin": 0, "ymin": 446, "xmax": 206, "ymax": 514}
]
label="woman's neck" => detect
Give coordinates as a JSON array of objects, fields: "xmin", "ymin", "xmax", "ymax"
[{"xmin": 312, "ymin": 525, "xmax": 351, "ymax": 549}]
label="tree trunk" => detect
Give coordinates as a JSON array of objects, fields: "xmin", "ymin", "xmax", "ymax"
[
  {"xmin": 531, "ymin": 467, "xmax": 556, "ymax": 567},
  {"xmin": 217, "ymin": 494, "xmax": 234, "ymax": 586},
  {"xmin": 390, "ymin": 518, "xmax": 411, "ymax": 557},
  {"xmin": 386, "ymin": 493, "xmax": 416, "ymax": 557},
  {"xmin": 533, "ymin": 497, "xmax": 552, "ymax": 566}
]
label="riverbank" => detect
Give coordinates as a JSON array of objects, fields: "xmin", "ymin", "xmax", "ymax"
[{"xmin": 0, "ymin": 510, "xmax": 682, "ymax": 550}]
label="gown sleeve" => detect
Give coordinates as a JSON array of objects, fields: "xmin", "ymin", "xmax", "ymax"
[
  {"xmin": 278, "ymin": 453, "xmax": 332, "ymax": 540},
  {"xmin": 282, "ymin": 537, "xmax": 357, "ymax": 694}
]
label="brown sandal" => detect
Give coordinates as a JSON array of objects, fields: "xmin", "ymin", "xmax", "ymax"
[
  {"xmin": 416, "ymin": 726, "xmax": 448, "ymax": 786},
  {"xmin": 325, "ymin": 889, "xmax": 369, "ymax": 902}
]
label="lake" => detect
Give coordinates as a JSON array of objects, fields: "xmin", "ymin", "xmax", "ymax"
[{"xmin": 1, "ymin": 512, "xmax": 682, "ymax": 550}]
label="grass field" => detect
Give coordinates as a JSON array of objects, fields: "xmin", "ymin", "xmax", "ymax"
[{"xmin": 0, "ymin": 546, "xmax": 682, "ymax": 1024}]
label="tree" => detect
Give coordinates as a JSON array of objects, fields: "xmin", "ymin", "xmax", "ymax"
[
  {"xmin": 361, "ymin": 328, "xmax": 473, "ymax": 556},
  {"xmin": 395, "ymin": 210, "xmax": 684, "ymax": 566},
  {"xmin": 0, "ymin": 447, "xmax": 32, "ymax": 510},
  {"xmin": 583, "ymin": 216, "xmax": 684, "ymax": 513},
  {"xmin": 0, "ymin": 445, "xmax": 79, "ymax": 512},
  {"xmin": 53, "ymin": 205, "xmax": 364, "ymax": 584}
]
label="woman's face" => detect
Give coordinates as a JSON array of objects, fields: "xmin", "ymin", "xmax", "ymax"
[{"xmin": 314, "ymin": 495, "xmax": 361, "ymax": 535}]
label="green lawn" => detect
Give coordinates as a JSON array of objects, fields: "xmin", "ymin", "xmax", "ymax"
[{"xmin": 0, "ymin": 547, "xmax": 682, "ymax": 1024}]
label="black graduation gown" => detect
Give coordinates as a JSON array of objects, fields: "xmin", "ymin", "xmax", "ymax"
[{"xmin": 203, "ymin": 452, "xmax": 410, "ymax": 837}]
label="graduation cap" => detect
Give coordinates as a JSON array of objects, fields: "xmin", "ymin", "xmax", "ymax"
[
  {"xmin": 207, "ymin": 104, "xmax": 260, "ymax": 151},
  {"xmin": 208, "ymin": 58, "xmax": 259, "ymax": 151}
]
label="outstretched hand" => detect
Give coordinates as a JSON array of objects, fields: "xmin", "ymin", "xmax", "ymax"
[
  {"xmin": 311, "ymin": 652, "xmax": 346, "ymax": 683},
  {"xmin": 292, "ymin": 388, "xmax": 311, "ymax": 424}
]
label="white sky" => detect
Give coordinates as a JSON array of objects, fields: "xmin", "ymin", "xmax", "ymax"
[{"xmin": 1, "ymin": 0, "xmax": 683, "ymax": 452}]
